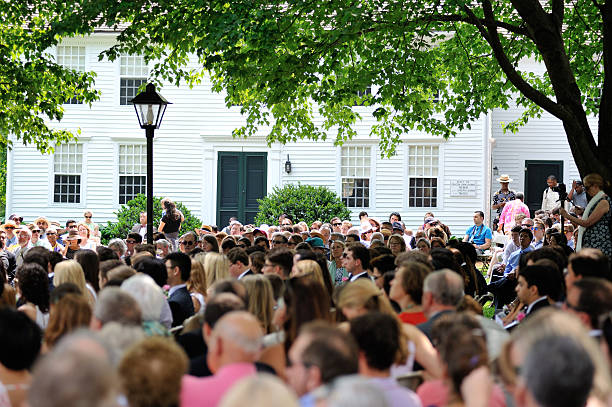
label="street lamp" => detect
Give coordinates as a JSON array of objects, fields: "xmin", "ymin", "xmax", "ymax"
[{"xmin": 129, "ymin": 83, "xmax": 171, "ymax": 243}]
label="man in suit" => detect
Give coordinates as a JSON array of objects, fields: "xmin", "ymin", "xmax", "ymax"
[
  {"xmin": 515, "ymin": 264, "xmax": 551, "ymax": 320},
  {"xmin": 417, "ymin": 269, "xmax": 464, "ymax": 340},
  {"xmin": 343, "ymin": 243, "xmax": 371, "ymax": 282},
  {"xmin": 227, "ymin": 247, "xmax": 252, "ymax": 280},
  {"xmin": 130, "ymin": 212, "xmax": 147, "ymax": 241},
  {"xmin": 165, "ymin": 252, "xmax": 195, "ymax": 327}
]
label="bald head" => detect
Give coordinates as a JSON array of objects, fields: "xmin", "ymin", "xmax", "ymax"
[
  {"xmin": 207, "ymin": 311, "xmax": 263, "ymax": 373},
  {"xmin": 212, "ymin": 311, "xmax": 263, "ymax": 354}
]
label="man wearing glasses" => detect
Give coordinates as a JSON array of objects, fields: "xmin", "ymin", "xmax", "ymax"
[
  {"xmin": 178, "ymin": 231, "xmax": 199, "ymax": 254},
  {"xmin": 270, "ymin": 233, "xmax": 288, "ymax": 249},
  {"xmin": 330, "ymin": 217, "xmax": 342, "ymax": 233},
  {"xmin": 45, "ymin": 227, "xmax": 64, "ymax": 253},
  {"xmin": 59, "ymin": 219, "xmax": 78, "ymax": 246},
  {"xmin": 124, "ymin": 232, "xmax": 142, "ymax": 258}
]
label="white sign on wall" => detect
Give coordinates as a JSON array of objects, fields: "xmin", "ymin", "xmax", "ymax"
[{"xmin": 450, "ymin": 180, "xmax": 478, "ymax": 197}]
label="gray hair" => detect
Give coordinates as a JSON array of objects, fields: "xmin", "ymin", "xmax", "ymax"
[
  {"xmin": 97, "ymin": 322, "xmax": 146, "ymax": 367},
  {"xmin": 155, "ymin": 239, "xmax": 170, "ymax": 248},
  {"xmin": 523, "ymin": 335, "xmax": 594, "ymax": 407},
  {"xmin": 94, "ymin": 287, "xmax": 142, "ymax": 326},
  {"xmin": 423, "ymin": 269, "xmax": 464, "ymax": 306},
  {"xmin": 326, "ymin": 375, "xmax": 389, "ymax": 407},
  {"xmin": 121, "ymin": 274, "xmax": 165, "ymax": 322},
  {"xmin": 108, "ymin": 238, "xmax": 127, "ymax": 255},
  {"xmin": 29, "ymin": 330, "xmax": 117, "ymax": 407}
]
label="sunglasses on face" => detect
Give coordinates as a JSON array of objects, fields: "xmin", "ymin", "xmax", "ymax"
[
  {"xmin": 46, "ymin": 232, "xmax": 56, "ymax": 236},
  {"xmin": 68, "ymin": 225, "xmax": 77, "ymax": 228},
  {"xmin": 32, "ymin": 230, "xmax": 40, "ymax": 233},
  {"xmin": 126, "ymin": 240, "xmax": 136, "ymax": 244},
  {"xmin": 180, "ymin": 240, "xmax": 195, "ymax": 246},
  {"xmin": 85, "ymin": 216, "xmax": 92, "ymax": 219},
  {"xmin": 332, "ymin": 223, "xmax": 342, "ymax": 226},
  {"xmin": 4, "ymin": 227, "xmax": 14, "ymax": 230}
]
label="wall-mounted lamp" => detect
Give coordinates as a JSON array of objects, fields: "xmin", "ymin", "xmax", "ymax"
[
  {"xmin": 493, "ymin": 166, "xmax": 499, "ymax": 176},
  {"xmin": 285, "ymin": 155, "xmax": 292, "ymax": 174}
]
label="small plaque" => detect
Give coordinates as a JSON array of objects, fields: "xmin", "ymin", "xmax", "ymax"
[{"xmin": 450, "ymin": 180, "xmax": 477, "ymax": 197}]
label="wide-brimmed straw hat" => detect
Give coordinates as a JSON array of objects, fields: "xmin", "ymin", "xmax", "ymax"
[{"xmin": 497, "ymin": 174, "xmax": 513, "ymax": 183}]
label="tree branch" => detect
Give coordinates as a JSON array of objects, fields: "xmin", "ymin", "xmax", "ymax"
[
  {"xmin": 551, "ymin": 0, "xmax": 564, "ymax": 32},
  {"xmin": 597, "ymin": 4, "xmax": 612, "ymax": 154},
  {"xmin": 426, "ymin": 13, "xmax": 534, "ymax": 40},
  {"xmin": 462, "ymin": 1, "xmax": 568, "ymax": 120}
]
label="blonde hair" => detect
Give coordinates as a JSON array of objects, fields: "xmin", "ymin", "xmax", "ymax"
[
  {"xmin": 204, "ymin": 252, "xmax": 230, "ymax": 288},
  {"xmin": 242, "ymin": 275, "xmax": 275, "ymax": 333},
  {"xmin": 54, "ymin": 260, "xmax": 87, "ymax": 295},
  {"xmin": 219, "ymin": 374, "xmax": 298, "ymax": 407},
  {"xmin": 76, "ymin": 222, "xmax": 90, "ymax": 238},
  {"xmin": 44, "ymin": 293, "xmax": 92, "ymax": 347},
  {"xmin": 337, "ymin": 279, "xmax": 409, "ymax": 364},
  {"xmin": 292, "ymin": 260, "xmax": 325, "ymax": 287},
  {"xmin": 188, "ymin": 254, "xmax": 207, "ymax": 296}
]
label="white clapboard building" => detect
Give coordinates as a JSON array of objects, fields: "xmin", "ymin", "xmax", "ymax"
[{"xmin": 5, "ymin": 32, "xmax": 587, "ymax": 235}]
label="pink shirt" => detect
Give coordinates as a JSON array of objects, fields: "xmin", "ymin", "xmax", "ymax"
[
  {"xmin": 417, "ymin": 379, "xmax": 506, "ymax": 407},
  {"xmin": 180, "ymin": 363, "xmax": 256, "ymax": 407},
  {"xmin": 499, "ymin": 199, "xmax": 530, "ymax": 228}
]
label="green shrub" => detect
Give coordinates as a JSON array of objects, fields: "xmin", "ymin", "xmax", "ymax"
[
  {"xmin": 255, "ymin": 184, "xmax": 351, "ymax": 226},
  {"xmin": 99, "ymin": 194, "xmax": 202, "ymax": 245}
]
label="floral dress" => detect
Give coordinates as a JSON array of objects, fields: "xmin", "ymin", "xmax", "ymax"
[
  {"xmin": 328, "ymin": 260, "xmax": 348, "ymax": 286},
  {"xmin": 582, "ymin": 195, "xmax": 612, "ymax": 258}
]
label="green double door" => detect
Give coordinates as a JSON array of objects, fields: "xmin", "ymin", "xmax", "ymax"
[{"xmin": 216, "ymin": 152, "xmax": 267, "ymax": 227}]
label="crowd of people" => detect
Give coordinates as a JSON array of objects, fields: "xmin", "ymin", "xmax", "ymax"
[{"xmin": 0, "ymin": 173, "xmax": 611, "ymax": 407}]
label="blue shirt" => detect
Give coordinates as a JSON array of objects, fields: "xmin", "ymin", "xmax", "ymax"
[
  {"xmin": 465, "ymin": 224, "xmax": 493, "ymax": 246},
  {"xmin": 505, "ymin": 246, "xmax": 534, "ymax": 276}
]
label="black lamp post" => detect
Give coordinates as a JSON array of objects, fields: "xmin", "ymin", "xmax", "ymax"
[{"xmin": 129, "ymin": 83, "xmax": 171, "ymax": 243}]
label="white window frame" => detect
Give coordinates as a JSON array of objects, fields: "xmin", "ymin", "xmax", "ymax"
[
  {"xmin": 118, "ymin": 143, "xmax": 147, "ymax": 205},
  {"xmin": 56, "ymin": 45, "xmax": 86, "ymax": 104},
  {"xmin": 48, "ymin": 142, "xmax": 87, "ymax": 207},
  {"xmin": 337, "ymin": 144, "xmax": 377, "ymax": 210},
  {"xmin": 119, "ymin": 54, "xmax": 148, "ymax": 106},
  {"xmin": 405, "ymin": 143, "xmax": 443, "ymax": 210}
]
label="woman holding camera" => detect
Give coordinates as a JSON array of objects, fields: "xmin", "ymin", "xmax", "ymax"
[{"xmin": 560, "ymin": 173, "xmax": 612, "ymax": 257}]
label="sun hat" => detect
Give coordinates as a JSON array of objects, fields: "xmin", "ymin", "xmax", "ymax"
[{"xmin": 497, "ymin": 174, "xmax": 513, "ymax": 183}]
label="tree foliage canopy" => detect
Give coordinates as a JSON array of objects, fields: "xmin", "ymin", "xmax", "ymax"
[
  {"xmin": 1, "ymin": 1, "xmax": 100, "ymax": 151},
  {"xmin": 4, "ymin": 1, "xmax": 612, "ymax": 179}
]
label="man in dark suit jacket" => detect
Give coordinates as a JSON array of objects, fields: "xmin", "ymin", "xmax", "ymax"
[
  {"xmin": 516, "ymin": 264, "xmax": 552, "ymax": 322},
  {"xmin": 417, "ymin": 269, "xmax": 465, "ymax": 340},
  {"xmin": 227, "ymin": 247, "xmax": 253, "ymax": 280},
  {"xmin": 343, "ymin": 243, "xmax": 372, "ymax": 282},
  {"xmin": 165, "ymin": 252, "xmax": 195, "ymax": 327}
]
